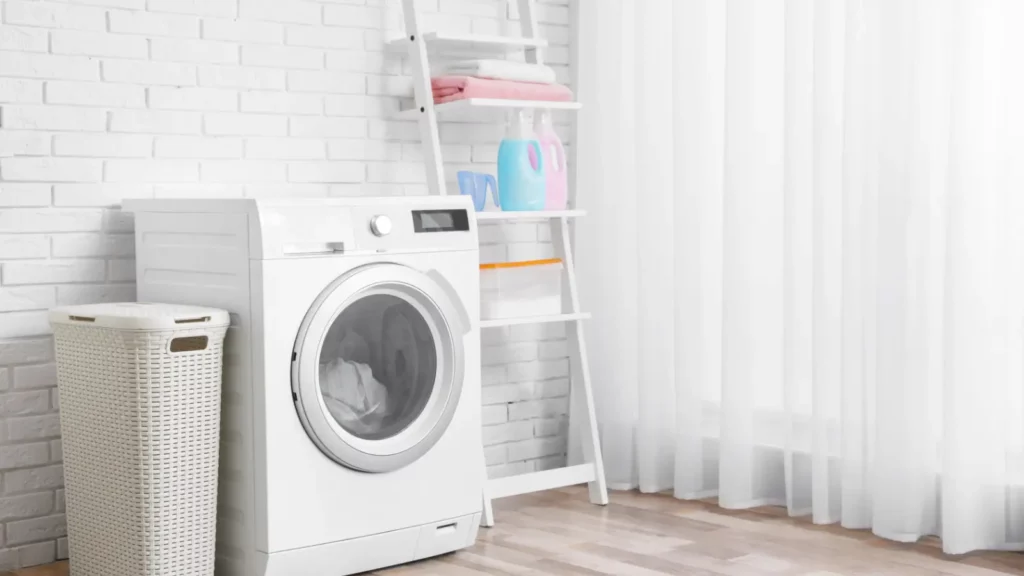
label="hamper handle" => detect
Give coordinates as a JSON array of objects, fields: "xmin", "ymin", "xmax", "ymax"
[
  {"xmin": 175, "ymin": 316, "xmax": 211, "ymax": 324},
  {"xmin": 170, "ymin": 336, "xmax": 209, "ymax": 353}
]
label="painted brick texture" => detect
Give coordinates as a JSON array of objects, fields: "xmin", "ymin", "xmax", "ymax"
[{"xmin": 0, "ymin": 0, "xmax": 573, "ymax": 568}]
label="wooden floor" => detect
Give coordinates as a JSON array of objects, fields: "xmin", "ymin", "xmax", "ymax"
[{"xmin": 6, "ymin": 487, "xmax": 1024, "ymax": 575}]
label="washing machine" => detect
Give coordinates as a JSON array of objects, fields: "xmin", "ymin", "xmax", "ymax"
[{"xmin": 124, "ymin": 197, "xmax": 484, "ymax": 576}]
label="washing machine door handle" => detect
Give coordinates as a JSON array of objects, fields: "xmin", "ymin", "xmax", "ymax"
[{"xmin": 425, "ymin": 269, "xmax": 470, "ymax": 336}]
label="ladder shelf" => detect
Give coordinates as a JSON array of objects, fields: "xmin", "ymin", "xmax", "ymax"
[
  {"xmin": 387, "ymin": 31, "xmax": 548, "ymax": 55},
  {"xmin": 395, "ymin": 0, "xmax": 608, "ymax": 529},
  {"xmin": 489, "ymin": 463, "xmax": 597, "ymax": 499},
  {"xmin": 398, "ymin": 98, "xmax": 582, "ymax": 119},
  {"xmin": 476, "ymin": 209, "xmax": 586, "ymax": 222},
  {"xmin": 480, "ymin": 312, "xmax": 591, "ymax": 329}
]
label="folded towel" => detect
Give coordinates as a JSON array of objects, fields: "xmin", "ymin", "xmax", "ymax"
[
  {"xmin": 430, "ymin": 76, "xmax": 574, "ymax": 104},
  {"xmin": 432, "ymin": 86, "xmax": 463, "ymax": 98},
  {"xmin": 432, "ymin": 59, "xmax": 557, "ymax": 85}
]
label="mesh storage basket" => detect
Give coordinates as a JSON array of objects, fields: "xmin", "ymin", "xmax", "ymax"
[{"xmin": 49, "ymin": 303, "xmax": 230, "ymax": 576}]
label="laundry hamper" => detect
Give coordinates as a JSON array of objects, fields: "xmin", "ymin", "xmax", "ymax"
[{"xmin": 49, "ymin": 303, "xmax": 230, "ymax": 576}]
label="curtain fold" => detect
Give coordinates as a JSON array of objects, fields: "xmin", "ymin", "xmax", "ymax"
[{"xmin": 576, "ymin": 0, "xmax": 1024, "ymax": 554}]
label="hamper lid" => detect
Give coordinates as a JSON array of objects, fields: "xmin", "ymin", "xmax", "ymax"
[{"xmin": 49, "ymin": 302, "xmax": 230, "ymax": 331}]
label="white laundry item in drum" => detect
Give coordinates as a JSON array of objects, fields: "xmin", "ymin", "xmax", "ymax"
[{"xmin": 320, "ymin": 358, "xmax": 389, "ymax": 435}]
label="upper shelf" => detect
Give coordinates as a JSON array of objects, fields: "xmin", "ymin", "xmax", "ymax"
[
  {"xmin": 386, "ymin": 32, "xmax": 548, "ymax": 56},
  {"xmin": 476, "ymin": 209, "xmax": 585, "ymax": 222},
  {"xmin": 398, "ymin": 98, "xmax": 582, "ymax": 119}
]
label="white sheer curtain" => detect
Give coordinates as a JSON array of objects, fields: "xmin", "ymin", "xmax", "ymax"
[{"xmin": 576, "ymin": 0, "xmax": 1024, "ymax": 554}]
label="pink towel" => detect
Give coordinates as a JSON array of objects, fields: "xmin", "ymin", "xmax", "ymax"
[{"xmin": 430, "ymin": 76, "xmax": 574, "ymax": 104}]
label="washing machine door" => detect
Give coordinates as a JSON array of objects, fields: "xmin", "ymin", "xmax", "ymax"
[{"xmin": 291, "ymin": 263, "xmax": 468, "ymax": 473}]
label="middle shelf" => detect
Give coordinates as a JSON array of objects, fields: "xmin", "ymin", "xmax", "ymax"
[
  {"xmin": 476, "ymin": 209, "xmax": 585, "ymax": 222},
  {"xmin": 480, "ymin": 312, "xmax": 591, "ymax": 329}
]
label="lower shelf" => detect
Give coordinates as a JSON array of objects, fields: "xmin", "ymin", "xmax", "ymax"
[
  {"xmin": 479, "ymin": 312, "xmax": 591, "ymax": 329},
  {"xmin": 488, "ymin": 464, "xmax": 597, "ymax": 499}
]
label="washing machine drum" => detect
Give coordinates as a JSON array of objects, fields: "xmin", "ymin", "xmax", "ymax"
[
  {"xmin": 292, "ymin": 264, "xmax": 466, "ymax": 473},
  {"xmin": 317, "ymin": 299, "xmax": 437, "ymax": 440},
  {"xmin": 380, "ymin": 304, "xmax": 438, "ymax": 415}
]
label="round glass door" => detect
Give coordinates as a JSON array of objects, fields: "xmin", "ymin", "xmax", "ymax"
[
  {"xmin": 319, "ymin": 293, "xmax": 436, "ymax": 440},
  {"xmin": 292, "ymin": 264, "xmax": 466, "ymax": 473}
]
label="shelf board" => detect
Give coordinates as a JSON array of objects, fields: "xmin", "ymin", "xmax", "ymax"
[
  {"xmin": 480, "ymin": 312, "xmax": 591, "ymax": 329},
  {"xmin": 399, "ymin": 98, "xmax": 582, "ymax": 119},
  {"xmin": 476, "ymin": 209, "xmax": 585, "ymax": 221},
  {"xmin": 489, "ymin": 463, "xmax": 596, "ymax": 499},
  {"xmin": 387, "ymin": 32, "xmax": 547, "ymax": 55}
]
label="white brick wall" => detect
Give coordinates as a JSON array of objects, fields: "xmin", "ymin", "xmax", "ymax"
[{"xmin": 0, "ymin": 0, "xmax": 573, "ymax": 568}]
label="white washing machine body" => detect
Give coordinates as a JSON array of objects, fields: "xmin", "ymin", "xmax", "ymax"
[{"xmin": 125, "ymin": 197, "xmax": 484, "ymax": 576}]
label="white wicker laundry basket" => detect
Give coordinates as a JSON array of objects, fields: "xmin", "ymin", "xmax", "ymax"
[{"xmin": 49, "ymin": 303, "xmax": 230, "ymax": 576}]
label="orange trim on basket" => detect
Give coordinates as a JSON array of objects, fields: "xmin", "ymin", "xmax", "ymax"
[{"xmin": 479, "ymin": 258, "xmax": 562, "ymax": 270}]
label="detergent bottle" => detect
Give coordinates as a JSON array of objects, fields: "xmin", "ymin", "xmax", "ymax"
[
  {"xmin": 534, "ymin": 110, "xmax": 567, "ymax": 210},
  {"xmin": 497, "ymin": 110, "xmax": 546, "ymax": 212}
]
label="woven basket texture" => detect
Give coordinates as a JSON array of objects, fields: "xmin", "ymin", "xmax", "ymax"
[{"xmin": 52, "ymin": 323, "xmax": 227, "ymax": 576}]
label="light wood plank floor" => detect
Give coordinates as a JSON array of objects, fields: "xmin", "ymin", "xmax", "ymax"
[{"xmin": 5, "ymin": 487, "xmax": 1024, "ymax": 575}]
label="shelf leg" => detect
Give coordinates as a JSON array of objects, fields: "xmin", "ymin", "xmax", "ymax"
[
  {"xmin": 401, "ymin": 0, "xmax": 447, "ymax": 196},
  {"xmin": 553, "ymin": 217, "xmax": 608, "ymax": 505},
  {"xmin": 517, "ymin": 0, "xmax": 545, "ymax": 66},
  {"xmin": 481, "ymin": 467, "xmax": 495, "ymax": 527}
]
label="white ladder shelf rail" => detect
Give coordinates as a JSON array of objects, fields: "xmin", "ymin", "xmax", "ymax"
[{"xmin": 396, "ymin": 0, "xmax": 609, "ymax": 528}]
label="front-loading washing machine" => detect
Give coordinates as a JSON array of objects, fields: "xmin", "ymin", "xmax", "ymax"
[{"xmin": 125, "ymin": 197, "xmax": 484, "ymax": 576}]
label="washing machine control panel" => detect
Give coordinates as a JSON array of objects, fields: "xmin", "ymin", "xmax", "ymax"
[
  {"xmin": 250, "ymin": 199, "xmax": 477, "ymax": 256},
  {"xmin": 342, "ymin": 202, "xmax": 477, "ymax": 254}
]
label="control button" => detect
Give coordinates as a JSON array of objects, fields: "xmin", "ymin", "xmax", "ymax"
[{"xmin": 370, "ymin": 215, "xmax": 393, "ymax": 237}]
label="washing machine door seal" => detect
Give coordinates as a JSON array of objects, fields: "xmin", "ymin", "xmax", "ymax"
[{"xmin": 291, "ymin": 263, "xmax": 467, "ymax": 473}]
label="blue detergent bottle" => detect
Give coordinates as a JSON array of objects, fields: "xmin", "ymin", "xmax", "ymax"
[{"xmin": 497, "ymin": 110, "xmax": 546, "ymax": 212}]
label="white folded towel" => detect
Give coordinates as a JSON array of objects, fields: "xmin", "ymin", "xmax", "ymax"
[{"xmin": 432, "ymin": 59, "xmax": 557, "ymax": 85}]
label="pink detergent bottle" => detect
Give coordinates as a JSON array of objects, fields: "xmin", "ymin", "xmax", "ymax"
[{"xmin": 534, "ymin": 110, "xmax": 568, "ymax": 210}]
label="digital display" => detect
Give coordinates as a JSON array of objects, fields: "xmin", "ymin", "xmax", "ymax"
[
  {"xmin": 423, "ymin": 212, "xmax": 453, "ymax": 228},
  {"xmin": 413, "ymin": 209, "xmax": 470, "ymax": 233}
]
